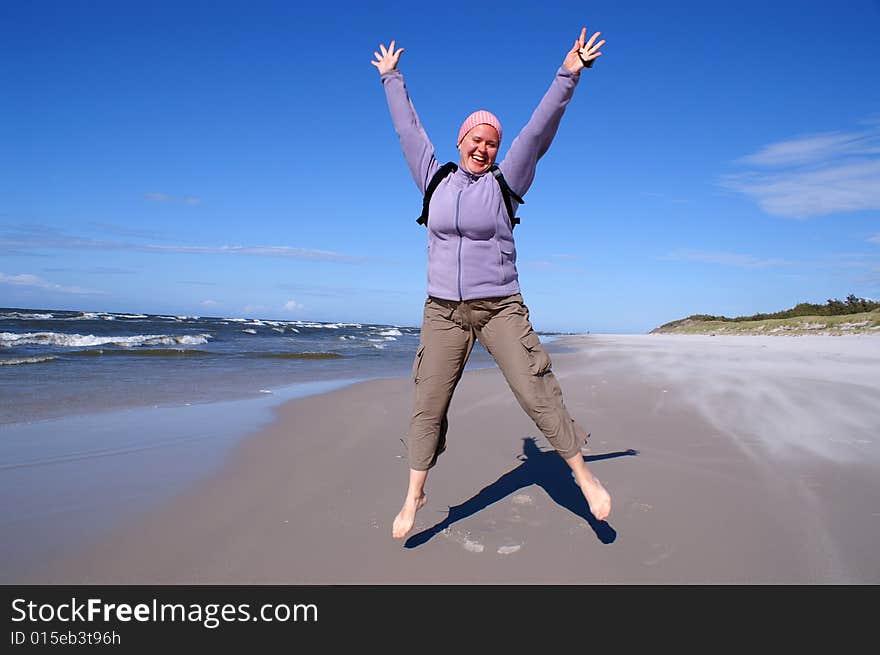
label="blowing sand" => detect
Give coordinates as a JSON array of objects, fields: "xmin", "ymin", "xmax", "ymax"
[{"xmin": 25, "ymin": 334, "xmax": 880, "ymax": 584}]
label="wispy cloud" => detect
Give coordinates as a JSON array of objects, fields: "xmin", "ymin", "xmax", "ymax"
[
  {"xmin": 722, "ymin": 121, "xmax": 880, "ymax": 218},
  {"xmin": 662, "ymin": 249, "xmax": 788, "ymax": 269},
  {"xmin": 0, "ymin": 225, "xmax": 374, "ymax": 264},
  {"xmin": 0, "ymin": 272, "xmax": 104, "ymax": 295},
  {"xmin": 42, "ymin": 266, "xmax": 137, "ymax": 275},
  {"xmin": 87, "ymin": 222, "xmax": 169, "ymax": 240},
  {"xmin": 523, "ymin": 261, "xmax": 563, "ymax": 271},
  {"xmin": 0, "ymin": 226, "xmax": 121, "ymax": 251},
  {"xmin": 144, "ymin": 192, "xmax": 202, "ymax": 206},
  {"xmin": 277, "ymin": 283, "xmax": 408, "ymax": 297},
  {"xmin": 870, "ymin": 234, "xmax": 880, "ymax": 245},
  {"xmin": 143, "ymin": 244, "xmax": 371, "ymax": 263},
  {"xmin": 722, "ymin": 160, "xmax": 880, "ymax": 218},
  {"xmin": 810, "ymin": 252, "xmax": 880, "ymax": 271},
  {"xmin": 201, "ymin": 299, "xmax": 218, "ymax": 306},
  {"xmin": 736, "ymin": 130, "xmax": 880, "ymax": 167},
  {"xmin": 283, "ymin": 299, "xmax": 304, "ymax": 312},
  {"xmin": 521, "ymin": 253, "xmax": 584, "ymax": 272}
]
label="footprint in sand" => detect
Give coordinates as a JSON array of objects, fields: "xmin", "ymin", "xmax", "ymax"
[
  {"xmin": 442, "ymin": 527, "xmax": 485, "ymax": 553},
  {"xmin": 497, "ymin": 544, "xmax": 522, "ymax": 555},
  {"xmin": 511, "ymin": 494, "xmax": 534, "ymax": 505}
]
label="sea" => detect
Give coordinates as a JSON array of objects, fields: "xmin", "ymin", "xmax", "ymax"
[
  {"xmin": 0, "ymin": 306, "xmax": 568, "ymax": 577},
  {"xmin": 0, "ymin": 306, "xmax": 566, "ymax": 425}
]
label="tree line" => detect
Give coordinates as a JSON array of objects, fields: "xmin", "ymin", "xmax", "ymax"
[{"xmin": 686, "ymin": 294, "xmax": 880, "ymax": 323}]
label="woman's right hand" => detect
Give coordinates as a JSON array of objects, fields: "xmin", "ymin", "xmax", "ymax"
[{"xmin": 371, "ymin": 40, "xmax": 405, "ymax": 74}]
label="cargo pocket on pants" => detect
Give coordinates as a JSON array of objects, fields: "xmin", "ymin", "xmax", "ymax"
[
  {"xmin": 412, "ymin": 344, "xmax": 426, "ymax": 382},
  {"xmin": 520, "ymin": 332, "xmax": 551, "ymax": 376}
]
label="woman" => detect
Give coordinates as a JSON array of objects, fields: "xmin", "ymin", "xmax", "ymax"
[{"xmin": 372, "ymin": 27, "xmax": 611, "ymax": 539}]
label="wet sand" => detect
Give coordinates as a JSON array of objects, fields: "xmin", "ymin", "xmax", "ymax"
[{"xmin": 24, "ymin": 334, "xmax": 880, "ymax": 584}]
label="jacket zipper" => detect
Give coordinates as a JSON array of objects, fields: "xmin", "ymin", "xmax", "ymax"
[{"xmin": 455, "ymin": 190, "xmax": 463, "ymax": 300}]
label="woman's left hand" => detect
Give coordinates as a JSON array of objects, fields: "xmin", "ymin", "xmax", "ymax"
[{"xmin": 562, "ymin": 27, "xmax": 605, "ymax": 73}]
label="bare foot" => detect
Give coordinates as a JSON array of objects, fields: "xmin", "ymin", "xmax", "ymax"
[
  {"xmin": 581, "ymin": 477, "xmax": 611, "ymax": 521},
  {"xmin": 392, "ymin": 494, "xmax": 427, "ymax": 539}
]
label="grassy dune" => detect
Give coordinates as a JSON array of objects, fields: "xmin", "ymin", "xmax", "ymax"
[{"xmin": 650, "ymin": 309, "xmax": 880, "ymax": 336}]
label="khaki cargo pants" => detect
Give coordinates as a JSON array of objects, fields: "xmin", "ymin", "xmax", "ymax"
[{"xmin": 407, "ymin": 294, "xmax": 588, "ymax": 471}]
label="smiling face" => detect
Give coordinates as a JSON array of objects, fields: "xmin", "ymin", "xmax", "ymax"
[{"xmin": 458, "ymin": 123, "xmax": 500, "ymax": 175}]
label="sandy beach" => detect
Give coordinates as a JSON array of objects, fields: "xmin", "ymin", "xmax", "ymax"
[{"xmin": 21, "ymin": 334, "xmax": 880, "ymax": 584}]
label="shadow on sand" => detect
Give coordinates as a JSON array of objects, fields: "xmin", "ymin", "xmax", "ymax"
[{"xmin": 404, "ymin": 437, "xmax": 638, "ymax": 548}]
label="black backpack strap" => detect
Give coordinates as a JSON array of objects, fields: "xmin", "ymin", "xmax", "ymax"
[
  {"xmin": 417, "ymin": 162, "xmax": 458, "ymax": 226},
  {"xmin": 489, "ymin": 165, "xmax": 525, "ymax": 229}
]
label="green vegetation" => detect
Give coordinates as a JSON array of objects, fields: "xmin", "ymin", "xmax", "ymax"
[{"xmin": 652, "ymin": 295, "xmax": 880, "ymax": 335}]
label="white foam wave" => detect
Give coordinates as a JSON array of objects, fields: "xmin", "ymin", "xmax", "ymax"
[
  {"xmin": 377, "ymin": 328, "xmax": 402, "ymax": 336},
  {"xmin": 0, "ymin": 331, "xmax": 212, "ymax": 348},
  {"xmin": 300, "ymin": 322, "xmax": 342, "ymax": 329},
  {"xmin": 62, "ymin": 311, "xmax": 135, "ymax": 321},
  {"xmin": 242, "ymin": 329, "xmax": 257, "ymax": 335},
  {"xmin": 286, "ymin": 320, "xmax": 362, "ymax": 329},
  {"xmin": 1, "ymin": 312, "xmax": 55, "ymax": 320},
  {"xmin": 0, "ymin": 355, "xmax": 58, "ymax": 366}
]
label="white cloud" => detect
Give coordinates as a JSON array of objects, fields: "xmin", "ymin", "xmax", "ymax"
[
  {"xmin": 201, "ymin": 299, "xmax": 218, "ymax": 306},
  {"xmin": 662, "ymin": 250, "xmax": 788, "ymax": 269},
  {"xmin": 0, "ymin": 272, "xmax": 103, "ymax": 294},
  {"xmin": 870, "ymin": 234, "xmax": 880, "ymax": 245},
  {"xmin": 722, "ymin": 160, "xmax": 880, "ymax": 218},
  {"xmin": 737, "ymin": 130, "xmax": 880, "ymax": 167},
  {"xmin": 283, "ymin": 300, "xmax": 304, "ymax": 311},
  {"xmin": 725, "ymin": 121, "xmax": 880, "ymax": 218}
]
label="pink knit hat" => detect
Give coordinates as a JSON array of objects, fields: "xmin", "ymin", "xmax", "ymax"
[{"xmin": 457, "ymin": 110, "xmax": 502, "ymax": 146}]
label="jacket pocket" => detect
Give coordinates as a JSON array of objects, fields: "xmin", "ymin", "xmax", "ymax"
[
  {"xmin": 500, "ymin": 246, "xmax": 516, "ymax": 284},
  {"xmin": 412, "ymin": 344, "xmax": 426, "ymax": 382},
  {"xmin": 520, "ymin": 332, "xmax": 551, "ymax": 376}
]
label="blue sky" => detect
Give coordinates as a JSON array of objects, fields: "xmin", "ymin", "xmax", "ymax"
[{"xmin": 2, "ymin": 0, "xmax": 879, "ymax": 333}]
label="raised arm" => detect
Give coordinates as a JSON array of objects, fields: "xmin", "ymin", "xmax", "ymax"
[
  {"xmin": 499, "ymin": 27, "xmax": 605, "ymax": 198},
  {"xmin": 372, "ymin": 41, "xmax": 440, "ymax": 194}
]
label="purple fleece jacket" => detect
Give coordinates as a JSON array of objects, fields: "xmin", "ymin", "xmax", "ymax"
[{"xmin": 381, "ymin": 67, "xmax": 580, "ymax": 301}]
